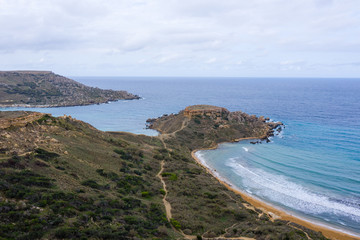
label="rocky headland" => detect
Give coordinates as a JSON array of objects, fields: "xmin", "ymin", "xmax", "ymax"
[
  {"xmin": 147, "ymin": 104, "xmax": 283, "ymax": 150},
  {"xmin": 0, "ymin": 71, "xmax": 139, "ymax": 107}
]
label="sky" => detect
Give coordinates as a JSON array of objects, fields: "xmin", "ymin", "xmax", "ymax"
[{"xmin": 0, "ymin": 0, "xmax": 359, "ymax": 77}]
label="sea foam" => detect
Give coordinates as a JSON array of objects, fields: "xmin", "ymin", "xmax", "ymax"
[{"xmin": 225, "ymin": 158, "xmax": 360, "ymax": 224}]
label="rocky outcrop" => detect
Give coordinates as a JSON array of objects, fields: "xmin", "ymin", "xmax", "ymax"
[
  {"xmin": 183, "ymin": 105, "xmax": 229, "ymax": 118},
  {"xmin": 0, "ymin": 111, "xmax": 45, "ymax": 129},
  {"xmin": 0, "ymin": 111, "xmax": 95, "ymax": 155}
]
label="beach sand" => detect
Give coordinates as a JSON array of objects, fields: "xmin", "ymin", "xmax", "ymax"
[{"xmin": 191, "ymin": 147, "xmax": 360, "ymax": 240}]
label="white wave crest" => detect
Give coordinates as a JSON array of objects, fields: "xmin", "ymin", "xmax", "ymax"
[{"xmin": 225, "ymin": 158, "xmax": 360, "ymax": 223}]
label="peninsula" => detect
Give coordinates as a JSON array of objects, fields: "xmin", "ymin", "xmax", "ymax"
[
  {"xmin": 0, "ymin": 71, "xmax": 139, "ymax": 107},
  {"xmin": 1, "ymin": 105, "xmax": 346, "ymax": 239}
]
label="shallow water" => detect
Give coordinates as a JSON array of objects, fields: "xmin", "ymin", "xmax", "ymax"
[{"xmin": 1, "ymin": 77, "xmax": 360, "ymax": 235}]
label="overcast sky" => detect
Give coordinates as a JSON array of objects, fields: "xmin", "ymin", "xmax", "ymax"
[{"xmin": 0, "ymin": 0, "xmax": 359, "ymax": 77}]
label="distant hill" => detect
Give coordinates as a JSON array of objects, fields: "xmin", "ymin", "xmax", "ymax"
[{"xmin": 0, "ymin": 71, "xmax": 139, "ymax": 107}]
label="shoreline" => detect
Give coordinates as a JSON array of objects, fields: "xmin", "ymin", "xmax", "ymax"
[
  {"xmin": 0, "ymin": 98, "xmax": 140, "ymax": 109},
  {"xmin": 191, "ymin": 141, "xmax": 360, "ymax": 240}
]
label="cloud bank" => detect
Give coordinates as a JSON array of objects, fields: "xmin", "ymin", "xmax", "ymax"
[{"xmin": 0, "ymin": 0, "xmax": 359, "ymax": 77}]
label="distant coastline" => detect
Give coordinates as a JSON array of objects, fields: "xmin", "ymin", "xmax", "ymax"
[
  {"xmin": 191, "ymin": 143, "xmax": 360, "ymax": 240},
  {"xmin": 0, "ymin": 99, "xmax": 136, "ymax": 109},
  {"xmin": 0, "ymin": 71, "xmax": 140, "ymax": 108}
]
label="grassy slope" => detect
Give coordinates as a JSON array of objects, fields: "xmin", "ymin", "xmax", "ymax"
[
  {"xmin": 0, "ymin": 114, "xmax": 179, "ymax": 239},
  {"xmin": 0, "ymin": 111, "xmax": 327, "ymax": 239}
]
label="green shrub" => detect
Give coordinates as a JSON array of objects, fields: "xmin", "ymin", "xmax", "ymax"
[
  {"xmin": 35, "ymin": 148, "xmax": 59, "ymax": 161},
  {"xmin": 55, "ymin": 227, "xmax": 79, "ymax": 238},
  {"xmin": 81, "ymin": 180, "xmax": 101, "ymax": 189},
  {"xmin": 114, "ymin": 149, "xmax": 133, "ymax": 160},
  {"xmin": 122, "ymin": 197, "xmax": 142, "ymax": 210},
  {"xmin": 204, "ymin": 192, "xmax": 217, "ymax": 199},
  {"xmin": 161, "ymin": 172, "xmax": 177, "ymax": 181},
  {"xmin": 124, "ymin": 216, "xmax": 140, "ymax": 225},
  {"xmin": 36, "ymin": 114, "xmax": 52, "ymax": 124},
  {"xmin": 141, "ymin": 191, "xmax": 151, "ymax": 198},
  {"xmin": 170, "ymin": 218, "xmax": 181, "ymax": 229}
]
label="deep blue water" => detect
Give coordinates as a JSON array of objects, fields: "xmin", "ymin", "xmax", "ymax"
[{"xmin": 1, "ymin": 77, "xmax": 360, "ymax": 236}]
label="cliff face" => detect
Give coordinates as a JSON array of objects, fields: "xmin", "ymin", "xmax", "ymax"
[
  {"xmin": 183, "ymin": 105, "xmax": 229, "ymax": 118},
  {"xmin": 0, "ymin": 71, "xmax": 139, "ymax": 107}
]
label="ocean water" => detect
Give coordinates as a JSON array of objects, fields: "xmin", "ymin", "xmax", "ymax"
[{"xmin": 1, "ymin": 77, "xmax": 360, "ymax": 236}]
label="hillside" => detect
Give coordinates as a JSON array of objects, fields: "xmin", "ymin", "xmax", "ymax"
[
  {"xmin": 0, "ymin": 71, "xmax": 139, "ymax": 107},
  {"xmin": 0, "ymin": 107, "xmax": 328, "ymax": 239}
]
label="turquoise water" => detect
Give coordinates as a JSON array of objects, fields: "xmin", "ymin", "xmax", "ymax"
[{"xmin": 1, "ymin": 77, "xmax": 360, "ymax": 235}]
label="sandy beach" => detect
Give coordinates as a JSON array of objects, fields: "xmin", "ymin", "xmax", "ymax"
[{"xmin": 191, "ymin": 146, "xmax": 360, "ymax": 240}]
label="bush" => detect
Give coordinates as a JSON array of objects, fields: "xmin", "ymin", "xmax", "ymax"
[
  {"xmin": 170, "ymin": 218, "xmax": 181, "ymax": 229},
  {"xmin": 124, "ymin": 216, "xmax": 140, "ymax": 225},
  {"xmin": 4, "ymin": 170, "xmax": 54, "ymax": 188},
  {"xmin": 114, "ymin": 149, "xmax": 133, "ymax": 160},
  {"xmin": 96, "ymin": 169, "xmax": 119, "ymax": 181},
  {"xmin": 141, "ymin": 191, "xmax": 151, "ymax": 198},
  {"xmin": 122, "ymin": 197, "xmax": 142, "ymax": 210},
  {"xmin": 35, "ymin": 148, "xmax": 59, "ymax": 161},
  {"xmin": 81, "ymin": 180, "xmax": 101, "ymax": 189},
  {"xmin": 161, "ymin": 172, "xmax": 177, "ymax": 181},
  {"xmin": 204, "ymin": 192, "xmax": 217, "ymax": 199},
  {"xmin": 55, "ymin": 227, "xmax": 79, "ymax": 238}
]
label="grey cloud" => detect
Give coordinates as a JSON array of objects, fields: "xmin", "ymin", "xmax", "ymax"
[{"xmin": 0, "ymin": 0, "xmax": 359, "ymax": 77}]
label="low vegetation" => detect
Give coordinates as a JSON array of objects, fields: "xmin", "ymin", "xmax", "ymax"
[{"xmin": 0, "ymin": 109, "xmax": 327, "ymax": 239}]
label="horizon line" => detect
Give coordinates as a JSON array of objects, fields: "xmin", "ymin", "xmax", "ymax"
[{"xmin": 68, "ymin": 75, "xmax": 360, "ymax": 79}]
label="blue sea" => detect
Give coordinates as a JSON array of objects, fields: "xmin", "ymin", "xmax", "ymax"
[{"xmin": 1, "ymin": 77, "xmax": 360, "ymax": 236}]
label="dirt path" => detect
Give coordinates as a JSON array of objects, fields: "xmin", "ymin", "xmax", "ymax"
[
  {"xmin": 158, "ymin": 130, "xmax": 198, "ymax": 240},
  {"xmin": 162, "ymin": 118, "xmax": 190, "ymax": 140},
  {"xmin": 156, "ymin": 160, "xmax": 172, "ymax": 220},
  {"xmin": 287, "ymin": 222, "xmax": 312, "ymax": 240},
  {"xmin": 156, "ymin": 118, "xmax": 262, "ymax": 240},
  {"xmin": 171, "ymin": 117, "xmax": 189, "ymax": 136},
  {"xmin": 159, "ymin": 134, "xmax": 168, "ymax": 149}
]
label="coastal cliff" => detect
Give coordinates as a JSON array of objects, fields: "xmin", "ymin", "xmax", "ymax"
[
  {"xmin": 0, "ymin": 108, "xmax": 329, "ymax": 240},
  {"xmin": 0, "ymin": 71, "xmax": 139, "ymax": 107}
]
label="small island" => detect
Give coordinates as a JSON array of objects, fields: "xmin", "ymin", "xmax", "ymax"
[
  {"xmin": 0, "ymin": 71, "xmax": 139, "ymax": 107},
  {"xmin": 1, "ymin": 105, "xmax": 347, "ymax": 240}
]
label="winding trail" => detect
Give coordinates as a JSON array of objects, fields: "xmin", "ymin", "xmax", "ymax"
[
  {"xmin": 156, "ymin": 118, "xmax": 260, "ymax": 240},
  {"xmin": 158, "ymin": 132, "xmax": 197, "ymax": 240},
  {"xmin": 156, "ymin": 118, "xmax": 190, "ymax": 220},
  {"xmin": 287, "ymin": 222, "xmax": 312, "ymax": 240},
  {"xmin": 161, "ymin": 117, "xmax": 190, "ymax": 141},
  {"xmin": 156, "ymin": 159, "xmax": 172, "ymax": 221}
]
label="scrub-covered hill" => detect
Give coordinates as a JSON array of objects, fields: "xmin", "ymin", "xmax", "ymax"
[
  {"xmin": 147, "ymin": 104, "xmax": 283, "ymax": 150},
  {"xmin": 0, "ymin": 107, "xmax": 327, "ymax": 239}
]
